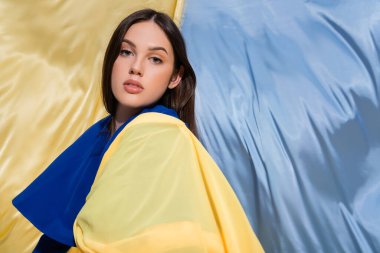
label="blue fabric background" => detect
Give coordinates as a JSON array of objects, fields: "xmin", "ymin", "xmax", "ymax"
[{"xmin": 182, "ymin": 1, "xmax": 380, "ymax": 252}]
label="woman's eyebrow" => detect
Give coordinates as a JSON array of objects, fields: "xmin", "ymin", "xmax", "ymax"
[
  {"xmin": 122, "ymin": 39, "xmax": 136, "ymax": 48},
  {"xmin": 122, "ymin": 39, "xmax": 168, "ymax": 55},
  {"xmin": 148, "ymin": 46, "xmax": 168, "ymax": 55}
]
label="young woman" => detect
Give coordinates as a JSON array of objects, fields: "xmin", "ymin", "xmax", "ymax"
[{"xmin": 13, "ymin": 9, "xmax": 264, "ymax": 253}]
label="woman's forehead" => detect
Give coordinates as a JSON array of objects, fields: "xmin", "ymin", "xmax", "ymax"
[{"xmin": 123, "ymin": 21, "xmax": 172, "ymax": 53}]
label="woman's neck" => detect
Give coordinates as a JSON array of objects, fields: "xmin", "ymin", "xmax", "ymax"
[{"xmin": 111, "ymin": 106, "xmax": 142, "ymax": 134}]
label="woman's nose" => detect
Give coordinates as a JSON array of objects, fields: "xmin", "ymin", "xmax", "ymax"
[{"xmin": 129, "ymin": 60, "xmax": 143, "ymax": 76}]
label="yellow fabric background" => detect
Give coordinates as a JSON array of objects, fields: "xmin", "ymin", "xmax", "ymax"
[
  {"xmin": 0, "ymin": 1, "xmax": 184, "ymax": 252},
  {"xmin": 74, "ymin": 113, "xmax": 264, "ymax": 253}
]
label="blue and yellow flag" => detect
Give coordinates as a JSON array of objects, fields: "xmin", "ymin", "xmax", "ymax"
[{"xmin": 2, "ymin": 0, "xmax": 380, "ymax": 252}]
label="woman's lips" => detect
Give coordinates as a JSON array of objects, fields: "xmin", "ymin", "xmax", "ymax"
[{"xmin": 123, "ymin": 79, "xmax": 144, "ymax": 94}]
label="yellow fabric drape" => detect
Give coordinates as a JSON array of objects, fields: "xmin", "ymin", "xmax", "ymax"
[
  {"xmin": 74, "ymin": 113, "xmax": 264, "ymax": 253},
  {"xmin": 0, "ymin": 1, "xmax": 184, "ymax": 252}
]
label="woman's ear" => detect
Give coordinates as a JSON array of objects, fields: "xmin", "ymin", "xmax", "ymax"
[{"xmin": 168, "ymin": 66, "xmax": 184, "ymax": 89}]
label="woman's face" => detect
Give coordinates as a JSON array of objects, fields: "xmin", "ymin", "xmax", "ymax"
[{"xmin": 111, "ymin": 21, "xmax": 181, "ymax": 117}]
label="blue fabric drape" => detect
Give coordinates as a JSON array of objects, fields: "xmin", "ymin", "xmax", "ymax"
[
  {"xmin": 182, "ymin": 1, "xmax": 380, "ymax": 252},
  {"xmin": 12, "ymin": 104, "xmax": 179, "ymax": 248}
]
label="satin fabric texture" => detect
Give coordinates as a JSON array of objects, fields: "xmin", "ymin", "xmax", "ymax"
[
  {"xmin": 5, "ymin": 0, "xmax": 380, "ymax": 252},
  {"xmin": 13, "ymin": 104, "xmax": 264, "ymax": 252},
  {"xmin": 13, "ymin": 104, "xmax": 180, "ymax": 248},
  {"xmin": 182, "ymin": 1, "xmax": 380, "ymax": 252},
  {"xmin": 73, "ymin": 112, "xmax": 263, "ymax": 252},
  {"xmin": 1, "ymin": 1, "xmax": 184, "ymax": 252}
]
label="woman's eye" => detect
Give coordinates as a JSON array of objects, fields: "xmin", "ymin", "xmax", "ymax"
[
  {"xmin": 150, "ymin": 57, "xmax": 162, "ymax": 64},
  {"xmin": 120, "ymin": 49, "xmax": 133, "ymax": 56}
]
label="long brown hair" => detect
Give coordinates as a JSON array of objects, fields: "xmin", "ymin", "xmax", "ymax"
[{"xmin": 102, "ymin": 9, "xmax": 197, "ymax": 137}]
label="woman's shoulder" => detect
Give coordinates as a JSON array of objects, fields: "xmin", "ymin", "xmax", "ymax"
[
  {"xmin": 108, "ymin": 112, "xmax": 192, "ymax": 151},
  {"xmin": 127, "ymin": 104, "xmax": 187, "ymax": 129},
  {"xmin": 118, "ymin": 112, "xmax": 191, "ymax": 142},
  {"xmin": 130, "ymin": 112, "xmax": 186, "ymax": 128}
]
